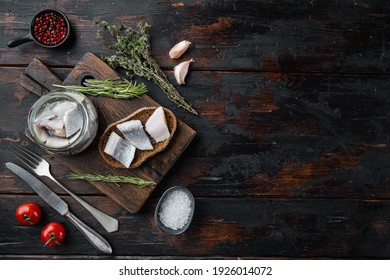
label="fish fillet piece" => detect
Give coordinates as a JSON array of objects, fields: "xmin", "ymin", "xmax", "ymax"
[
  {"xmin": 34, "ymin": 123, "xmax": 50, "ymax": 143},
  {"xmin": 45, "ymin": 136, "xmax": 70, "ymax": 148},
  {"xmin": 49, "ymin": 129, "xmax": 66, "ymax": 138},
  {"xmin": 39, "ymin": 118, "xmax": 65, "ymax": 131},
  {"xmin": 145, "ymin": 107, "xmax": 170, "ymax": 143},
  {"xmin": 64, "ymin": 105, "xmax": 83, "ymax": 138},
  {"xmin": 33, "ymin": 100, "xmax": 84, "ymax": 148},
  {"xmin": 52, "ymin": 101, "xmax": 76, "ymax": 119},
  {"xmin": 104, "ymin": 132, "xmax": 136, "ymax": 168},
  {"xmin": 117, "ymin": 120, "xmax": 153, "ymax": 150},
  {"xmin": 35, "ymin": 110, "xmax": 56, "ymax": 123}
]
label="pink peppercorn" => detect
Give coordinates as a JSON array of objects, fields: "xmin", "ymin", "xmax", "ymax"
[{"xmin": 33, "ymin": 12, "xmax": 67, "ymax": 46}]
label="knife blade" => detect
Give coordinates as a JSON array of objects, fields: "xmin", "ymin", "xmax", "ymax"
[
  {"xmin": 6, "ymin": 162, "xmax": 112, "ymax": 254},
  {"xmin": 7, "ymin": 162, "xmax": 68, "ymax": 215}
]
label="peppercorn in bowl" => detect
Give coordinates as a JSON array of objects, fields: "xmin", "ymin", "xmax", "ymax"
[
  {"xmin": 32, "ymin": 9, "xmax": 70, "ymax": 47},
  {"xmin": 7, "ymin": 8, "xmax": 71, "ymax": 48}
]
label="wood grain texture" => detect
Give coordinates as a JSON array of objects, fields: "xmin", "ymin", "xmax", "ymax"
[
  {"xmin": 2, "ymin": 67, "xmax": 390, "ymax": 200},
  {"xmin": 1, "ymin": 0, "xmax": 390, "ymax": 259},
  {"xmin": 25, "ymin": 58, "xmax": 62, "ymax": 90},
  {"xmin": 18, "ymin": 73, "xmax": 48, "ymax": 97},
  {"xmin": 1, "ymin": 195, "xmax": 390, "ymax": 258},
  {"xmin": 0, "ymin": 0, "xmax": 389, "ymax": 73},
  {"xmin": 20, "ymin": 52, "xmax": 196, "ymax": 213}
]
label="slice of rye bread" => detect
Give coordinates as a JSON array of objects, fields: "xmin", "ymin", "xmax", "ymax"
[{"xmin": 98, "ymin": 107, "xmax": 177, "ymax": 169}]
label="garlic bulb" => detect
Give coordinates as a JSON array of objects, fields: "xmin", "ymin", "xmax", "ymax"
[
  {"xmin": 169, "ymin": 40, "xmax": 191, "ymax": 59},
  {"xmin": 174, "ymin": 59, "xmax": 194, "ymax": 85}
]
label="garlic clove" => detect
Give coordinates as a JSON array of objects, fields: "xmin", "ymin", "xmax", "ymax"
[
  {"xmin": 174, "ymin": 59, "xmax": 194, "ymax": 85},
  {"xmin": 169, "ymin": 40, "xmax": 191, "ymax": 59}
]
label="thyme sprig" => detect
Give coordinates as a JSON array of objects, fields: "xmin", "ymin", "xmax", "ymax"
[
  {"xmin": 66, "ymin": 173, "xmax": 156, "ymax": 188},
  {"xmin": 53, "ymin": 78, "xmax": 147, "ymax": 99},
  {"xmin": 95, "ymin": 20, "xmax": 197, "ymax": 115}
]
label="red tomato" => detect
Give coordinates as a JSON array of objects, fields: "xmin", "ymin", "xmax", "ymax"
[
  {"xmin": 41, "ymin": 222, "xmax": 66, "ymax": 247},
  {"xmin": 15, "ymin": 202, "xmax": 42, "ymax": 226}
]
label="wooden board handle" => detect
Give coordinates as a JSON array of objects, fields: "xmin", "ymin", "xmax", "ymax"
[
  {"xmin": 18, "ymin": 58, "xmax": 63, "ymax": 96},
  {"xmin": 26, "ymin": 58, "xmax": 63, "ymax": 90}
]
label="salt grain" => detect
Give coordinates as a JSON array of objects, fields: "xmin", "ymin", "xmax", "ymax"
[{"xmin": 159, "ymin": 190, "xmax": 191, "ymax": 230}]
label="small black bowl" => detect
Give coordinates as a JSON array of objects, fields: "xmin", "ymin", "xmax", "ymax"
[
  {"xmin": 154, "ymin": 186, "xmax": 195, "ymax": 235},
  {"xmin": 7, "ymin": 9, "xmax": 71, "ymax": 48}
]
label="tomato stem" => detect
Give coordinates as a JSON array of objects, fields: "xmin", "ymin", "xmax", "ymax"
[
  {"xmin": 23, "ymin": 214, "xmax": 34, "ymax": 225},
  {"xmin": 43, "ymin": 233, "xmax": 62, "ymax": 247}
]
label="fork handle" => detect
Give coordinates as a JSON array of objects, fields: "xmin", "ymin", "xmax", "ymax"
[
  {"xmin": 50, "ymin": 176, "xmax": 119, "ymax": 233},
  {"xmin": 65, "ymin": 211, "xmax": 112, "ymax": 254}
]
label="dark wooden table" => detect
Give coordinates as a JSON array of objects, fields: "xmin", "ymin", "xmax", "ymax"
[{"xmin": 1, "ymin": 0, "xmax": 390, "ymax": 259}]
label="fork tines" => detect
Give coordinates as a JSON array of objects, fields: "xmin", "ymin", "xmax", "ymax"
[{"xmin": 9, "ymin": 143, "xmax": 41, "ymax": 169}]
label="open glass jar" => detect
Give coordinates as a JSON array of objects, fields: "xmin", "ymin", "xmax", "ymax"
[{"xmin": 27, "ymin": 90, "xmax": 98, "ymax": 155}]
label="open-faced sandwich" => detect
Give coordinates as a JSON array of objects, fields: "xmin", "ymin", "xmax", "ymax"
[{"xmin": 99, "ymin": 106, "xmax": 177, "ymax": 168}]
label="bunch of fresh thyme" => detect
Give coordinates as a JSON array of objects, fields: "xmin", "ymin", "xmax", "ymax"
[
  {"xmin": 66, "ymin": 173, "xmax": 156, "ymax": 188},
  {"xmin": 95, "ymin": 20, "xmax": 197, "ymax": 115},
  {"xmin": 54, "ymin": 78, "xmax": 147, "ymax": 99}
]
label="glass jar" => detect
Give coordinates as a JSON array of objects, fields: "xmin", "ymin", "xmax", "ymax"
[{"xmin": 27, "ymin": 90, "xmax": 98, "ymax": 155}]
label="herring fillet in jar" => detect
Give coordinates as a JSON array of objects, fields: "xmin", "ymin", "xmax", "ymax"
[{"xmin": 28, "ymin": 90, "xmax": 98, "ymax": 155}]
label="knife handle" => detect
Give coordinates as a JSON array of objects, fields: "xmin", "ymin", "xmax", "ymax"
[
  {"xmin": 50, "ymin": 176, "xmax": 119, "ymax": 233},
  {"xmin": 65, "ymin": 211, "xmax": 112, "ymax": 254}
]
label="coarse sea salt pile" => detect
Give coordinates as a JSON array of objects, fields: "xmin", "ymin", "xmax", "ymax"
[{"xmin": 159, "ymin": 190, "xmax": 192, "ymax": 231}]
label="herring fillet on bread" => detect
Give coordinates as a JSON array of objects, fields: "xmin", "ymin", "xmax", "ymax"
[{"xmin": 99, "ymin": 107, "xmax": 177, "ymax": 169}]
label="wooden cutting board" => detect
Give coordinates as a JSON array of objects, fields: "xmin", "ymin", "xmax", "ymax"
[{"xmin": 18, "ymin": 52, "xmax": 196, "ymax": 213}]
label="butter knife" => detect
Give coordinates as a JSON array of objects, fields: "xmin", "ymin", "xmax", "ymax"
[{"xmin": 6, "ymin": 162, "xmax": 112, "ymax": 254}]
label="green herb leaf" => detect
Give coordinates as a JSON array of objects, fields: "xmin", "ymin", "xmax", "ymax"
[
  {"xmin": 66, "ymin": 173, "xmax": 156, "ymax": 188},
  {"xmin": 95, "ymin": 20, "xmax": 198, "ymax": 115},
  {"xmin": 53, "ymin": 78, "xmax": 147, "ymax": 99}
]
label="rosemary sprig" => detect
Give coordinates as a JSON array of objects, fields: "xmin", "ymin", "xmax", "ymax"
[
  {"xmin": 66, "ymin": 173, "xmax": 156, "ymax": 188},
  {"xmin": 95, "ymin": 20, "xmax": 198, "ymax": 115},
  {"xmin": 53, "ymin": 78, "xmax": 147, "ymax": 99}
]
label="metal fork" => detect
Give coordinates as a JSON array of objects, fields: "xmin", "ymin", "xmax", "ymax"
[{"xmin": 10, "ymin": 143, "xmax": 119, "ymax": 233}]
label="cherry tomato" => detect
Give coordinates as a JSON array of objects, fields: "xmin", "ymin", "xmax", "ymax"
[
  {"xmin": 15, "ymin": 202, "xmax": 42, "ymax": 226},
  {"xmin": 41, "ymin": 222, "xmax": 66, "ymax": 247}
]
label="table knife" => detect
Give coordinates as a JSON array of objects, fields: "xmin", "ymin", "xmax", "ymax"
[{"xmin": 6, "ymin": 162, "xmax": 112, "ymax": 254}]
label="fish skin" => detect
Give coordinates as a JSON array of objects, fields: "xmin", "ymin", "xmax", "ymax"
[
  {"xmin": 104, "ymin": 132, "xmax": 136, "ymax": 168},
  {"xmin": 64, "ymin": 105, "xmax": 83, "ymax": 138},
  {"xmin": 117, "ymin": 120, "xmax": 153, "ymax": 151},
  {"xmin": 34, "ymin": 100, "xmax": 83, "ymax": 148}
]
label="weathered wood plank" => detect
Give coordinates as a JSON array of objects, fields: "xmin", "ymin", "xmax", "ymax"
[
  {"xmin": 1, "ymin": 0, "xmax": 390, "ymax": 260},
  {"xmin": 25, "ymin": 58, "xmax": 62, "ymax": 90},
  {"xmin": 18, "ymin": 73, "xmax": 48, "ymax": 97},
  {"xmin": 0, "ymin": 0, "xmax": 389, "ymax": 73},
  {"xmin": 2, "ymin": 66, "xmax": 390, "ymax": 200},
  {"xmin": 2, "ymin": 55, "xmax": 197, "ymax": 214},
  {"xmin": 1, "ymin": 195, "xmax": 390, "ymax": 258}
]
